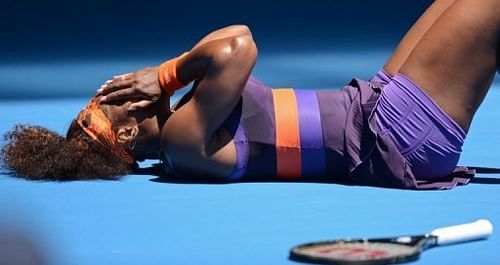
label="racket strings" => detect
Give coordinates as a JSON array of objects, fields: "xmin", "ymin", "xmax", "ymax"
[{"xmin": 295, "ymin": 242, "xmax": 417, "ymax": 261}]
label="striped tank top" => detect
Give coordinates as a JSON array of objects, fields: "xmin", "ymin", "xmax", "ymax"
[{"xmin": 225, "ymin": 76, "xmax": 352, "ymax": 182}]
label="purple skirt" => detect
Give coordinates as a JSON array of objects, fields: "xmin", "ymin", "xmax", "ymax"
[{"xmin": 344, "ymin": 76, "xmax": 474, "ymax": 190}]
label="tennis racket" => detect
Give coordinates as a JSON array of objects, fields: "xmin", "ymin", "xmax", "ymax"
[{"xmin": 289, "ymin": 219, "xmax": 493, "ymax": 265}]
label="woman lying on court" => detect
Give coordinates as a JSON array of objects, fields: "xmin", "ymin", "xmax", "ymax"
[{"xmin": 2, "ymin": 0, "xmax": 499, "ymax": 189}]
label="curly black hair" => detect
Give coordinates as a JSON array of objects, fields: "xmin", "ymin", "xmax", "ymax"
[{"xmin": 0, "ymin": 121, "xmax": 134, "ymax": 180}]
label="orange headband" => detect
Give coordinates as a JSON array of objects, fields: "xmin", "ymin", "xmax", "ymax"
[{"xmin": 76, "ymin": 99, "xmax": 135, "ymax": 164}]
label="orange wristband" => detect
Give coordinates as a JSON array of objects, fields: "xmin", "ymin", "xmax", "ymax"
[{"xmin": 158, "ymin": 53, "xmax": 188, "ymax": 95}]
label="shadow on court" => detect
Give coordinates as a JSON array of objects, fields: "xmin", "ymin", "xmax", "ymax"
[
  {"xmin": 134, "ymin": 164, "xmax": 500, "ymax": 186},
  {"xmin": 467, "ymin": 166, "xmax": 500, "ymax": 184}
]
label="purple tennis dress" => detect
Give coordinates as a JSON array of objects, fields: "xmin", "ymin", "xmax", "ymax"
[{"xmin": 164, "ymin": 72, "xmax": 475, "ymax": 190}]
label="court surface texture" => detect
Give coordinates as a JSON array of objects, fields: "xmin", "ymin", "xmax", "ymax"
[{"xmin": 1, "ymin": 53, "xmax": 499, "ymax": 265}]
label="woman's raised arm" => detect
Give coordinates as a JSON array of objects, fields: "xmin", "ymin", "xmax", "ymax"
[
  {"xmin": 98, "ymin": 25, "xmax": 257, "ymax": 177},
  {"xmin": 161, "ymin": 28, "xmax": 257, "ymax": 177},
  {"xmin": 97, "ymin": 25, "xmax": 254, "ymax": 110}
]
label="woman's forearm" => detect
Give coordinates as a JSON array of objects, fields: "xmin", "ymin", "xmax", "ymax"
[
  {"xmin": 174, "ymin": 30, "xmax": 253, "ymax": 86},
  {"xmin": 157, "ymin": 25, "xmax": 253, "ymax": 96}
]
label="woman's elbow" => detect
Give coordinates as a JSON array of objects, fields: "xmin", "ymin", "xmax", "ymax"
[
  {"xmin": 213, "ymin": 34, "xmax": 257, "ymax": 66},
  {"xmin": 232, "ymin": 34, "xmax": 257, "ymax": 60},
  {"xmin": 226, "ymin": 24, "xmax": 253, "ymax": 38},
  {"xmin": 230, "ymin": 30, "xmax": 258, "ymax": 60}
]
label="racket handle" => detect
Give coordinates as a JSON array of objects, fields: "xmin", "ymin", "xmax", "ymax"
[{"xmin": 430, "ymin": 219, "xmax": 493, "ymax": 245}]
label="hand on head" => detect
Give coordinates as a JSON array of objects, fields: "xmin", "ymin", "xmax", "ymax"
[{"xmin": 97, "ymin": 67, "xmax": 164, "ymax": 111}]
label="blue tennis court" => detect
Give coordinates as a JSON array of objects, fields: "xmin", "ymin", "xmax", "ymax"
[
  {"xmin": 1, "ymin": 52, "xmax": 499, "ymax": 264},
  {"xmin": 2, "ymin": 0, "xmax": 500, "ymax": 264}
]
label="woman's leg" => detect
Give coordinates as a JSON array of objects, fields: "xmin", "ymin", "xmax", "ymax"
[
  {"xmin": 399, "ymin": 0, "xmax": 499, "ymax": 132},
  {"xmin": 384, "ymin": 0, "xmax": 456, "ymax": 76}
]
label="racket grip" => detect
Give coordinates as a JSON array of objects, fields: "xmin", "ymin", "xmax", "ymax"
[{"xmin": 430, "ymin": 219, "xmax": 493, "ymax": 245}]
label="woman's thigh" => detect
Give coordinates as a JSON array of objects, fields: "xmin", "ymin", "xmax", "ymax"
[
  {"xmin": 383, "ymin": 0, "xmax": 456, "ymax": 76},
  {"xmin": 399, "ymin": 0, "xmax": 499, "ymax": 132}
]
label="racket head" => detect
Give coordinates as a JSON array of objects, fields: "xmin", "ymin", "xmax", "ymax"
[{"xmin": 289, "ymin": 235, "xmax": 436, "ymax": 265}]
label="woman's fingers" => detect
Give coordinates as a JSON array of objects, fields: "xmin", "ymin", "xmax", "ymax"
[
  {"xmin": 128, "ymin": 100, "xmax": 155, "ymax": 111},
  {"xmin": 100, "ymin": 88, "xmax": 147, "ymax": 103},
  {"xmin": 113, "ymin": 73, "xmax": 133, "ymax": 80},
  {"xmin": 97, "ymin": 73, "xmax": 134, "ymax": 95},
  {"xmin": 96, "ymin": 68, "xmax": 162, "ymax": 110},
  {"xmin": 97, "ymin": 79, "xmax": 133, "ymax": 95}
]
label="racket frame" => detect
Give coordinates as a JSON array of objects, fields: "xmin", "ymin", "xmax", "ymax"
[{"xmin": 289, "ymin": 234, "xmax": 438, "ymax": 265}]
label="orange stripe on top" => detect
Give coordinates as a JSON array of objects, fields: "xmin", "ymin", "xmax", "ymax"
[{"xmin": 272, "ymin": 89, "xmax": 301, "ymax": 179}]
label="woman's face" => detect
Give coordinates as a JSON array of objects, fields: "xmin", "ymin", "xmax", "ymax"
[{"xmin": 98, "ymin": 99, "xmax": 166, "ymax": 161}]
